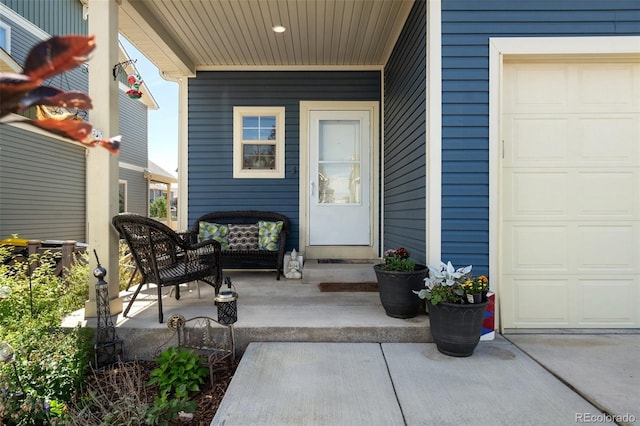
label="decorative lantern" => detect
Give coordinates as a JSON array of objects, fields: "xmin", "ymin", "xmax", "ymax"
[
  {"xmin": 0, "ymin": 285, "xmax": 11, "ymax": 300},
  {"xmin": 215, "ymin": 276, "xmax": 238, "ymax": 325},
  {"xmin": 0, "ymin": 342, "xmax": 25, "ymax": 398}
]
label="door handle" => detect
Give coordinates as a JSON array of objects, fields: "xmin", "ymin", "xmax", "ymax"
[{"xmin": 310, "ymin": 182, "xmax": 315, "ymax": 196}]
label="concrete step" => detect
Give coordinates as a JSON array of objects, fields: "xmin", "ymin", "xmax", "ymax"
[{"xmin": 63, "ymin": 270, "xmax": 431, "ymax": 360}]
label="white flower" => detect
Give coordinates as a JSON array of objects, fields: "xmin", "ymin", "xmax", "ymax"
[{"xmin": 424, "ymin": 261, "xmax": 472, "ymax": 287}]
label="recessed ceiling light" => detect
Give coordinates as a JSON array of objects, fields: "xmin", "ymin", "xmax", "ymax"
[{"xmin": 272, "ymin": 25, "xmax": 286, "ymax": 33}]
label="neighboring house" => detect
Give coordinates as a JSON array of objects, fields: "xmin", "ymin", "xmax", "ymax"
[
  {"xmin": 147, "ymin": 160, "xmax": 177, "ymax": 205},
  {"xmin": 0, "ymin": 0, "xmax": 157, "ymax": 241},
  {"xmin": 146, "ymin": 160, "xmax": 178, "ymax": 229},
  {"xmin": 80, "ymin": 0, "xmax": 640, "ymax": 330}
]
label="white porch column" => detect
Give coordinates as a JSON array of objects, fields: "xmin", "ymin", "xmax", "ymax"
[
  {"xmin": 175, "ymin": 76, "xmax": 189, "ymax": 231},
  {"xmin": 84, "ymin": 0, "xmax": 122, "ymax": 317},
  {"xmin": 426, "ymin": 0, "xmax": 442, "ymax": 267}
]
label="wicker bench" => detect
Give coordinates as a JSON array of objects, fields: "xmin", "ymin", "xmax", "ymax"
[{"xmin": 191, "ymin": 211, "xmax": 290, "ymax": 280}]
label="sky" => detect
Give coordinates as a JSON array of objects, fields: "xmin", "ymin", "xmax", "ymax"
[{"xmin": 120, "ymin": 36, "xmax": 179, "ymax": 177}]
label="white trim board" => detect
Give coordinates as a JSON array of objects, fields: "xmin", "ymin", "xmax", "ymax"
[{"xmin": 426, "ymin": 0, "xmax": 442, "ymax": 267}]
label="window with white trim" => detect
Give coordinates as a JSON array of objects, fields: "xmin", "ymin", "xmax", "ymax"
[
  {"xmin": 0, "ymin": 21, "xmax": 11, "ymax": 53},
  {"xmin": 233, "ymin": 106, "xmax": 285, "ymax": 178}
]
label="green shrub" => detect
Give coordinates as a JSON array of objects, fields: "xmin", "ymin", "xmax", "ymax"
[
  {"xmin": 0, "ymin": 246, "xmax": 92, "ymax": 423},
  {"xmin": 148, "ymin": 347, "xmax": 208, "ymax": 400},
  {"xmin": 0, "ymin": 240, "xmax": 146, "ymax": 423},
  {"xmin": 149, "ymin": 197, "xmax": 168, "ymax": 218},
  {"xmin": 145, "ymin": 395, "xmax": 195, "ymax": 426}
]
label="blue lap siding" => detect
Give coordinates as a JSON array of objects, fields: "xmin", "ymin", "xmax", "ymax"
[
  {"xmin": 383, "ymin": 0, "xmax": 427, "ymax": 264},
  {"xmin": 441, "ymin": 0, "xmax": 640, "ymax": 275},
  {"xmin": 187, "ymin": 71, "xmax": 381, "ymax": 250}
]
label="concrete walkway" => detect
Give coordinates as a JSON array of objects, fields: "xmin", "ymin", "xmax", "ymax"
[
  {"xmin": 212, "ymin": 336, "xmax": 639, "ymax": 426},
  {"xmin": 506, "ymin": 334, "xmax": 639, "ymax": 425},
  {"xmin": 61, "ymin": 268, "xmax": 638, "ymax": 425}
]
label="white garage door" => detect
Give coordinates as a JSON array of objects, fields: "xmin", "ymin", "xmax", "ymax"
[{"xmin": 501, "ymin": 60, "xmax": 640, "ymax": 328}]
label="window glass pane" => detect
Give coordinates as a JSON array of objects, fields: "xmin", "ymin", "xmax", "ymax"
[
  {"xmin": 260, "ymin": 128, "xmax": 276, "ymax": 140},
  {"xmin": 242, "ymin": 128, "xmax": 259, "ymax": 140},
  {"xmin": 243, "ymin": 144, "xmax": 276, "ymax": 169},
  {"xmin": 319, "ymin": 120, "xmax": 360, "ymax": 161},
  {"xmin": 243, "ymin": 116, "xmax": 259, "ymax": 127},
  {"xmin": 260, "ymin": 116, "xmax": 276, "ymax": 128},
  {"xmin": 118, "ymin": 183, "xmax": 126, "ymax": 213},
  {"xmin": 0, "ymin": 28, "xmax": 5, "ymax": 50},
  {"xmin": 243, "ymin": 115, "xmax": 277, "ymax": 141},
  {"xmin": 317, "ymin": 163, "xmax": 361, "ymax": 204}
]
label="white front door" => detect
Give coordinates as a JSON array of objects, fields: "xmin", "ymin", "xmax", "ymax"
[
  {"xmin": 299, "ymin": 101, "xmax": 379, "ymax": 259},
  {"xmin": 309, "ymin": 110, "xmax": 370, "ymax": 245}
]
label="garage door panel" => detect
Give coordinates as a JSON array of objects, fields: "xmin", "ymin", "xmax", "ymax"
[
  {"xmin": 501, "ymin": 60, "xmax": 640, "ymax": 329},
  {"xmin": 576, "ymin": 171, "xmax": 636, "ymax": 218},
  {"xmin": 506, "ymin": 64, "xmax": 569, "ymax": 112},
  {"xmin": 505, "ymin": 117, "xmax": 569, "ymax": 166},
  {"xmin": 579, "ymin": 279, "xmax": 637, "ymax": 325},
  {"xmin": 511, "ymin": 277, "xmax": 570, "ymax": 326},
  {"xmin": 503, "ymin": 170, "xmax": 569, "ymax": 220},
  {"xmin": 577, "ymin": 225, "xmax": 637, "ymax": 273},
  {"xmin": 504, "ymin": 225, "xmax": 569, "ymax": 272},
  {"xmin": 578, "ymin": 65, "xmax": 636, "ymax": 110},
  {"xmin": 576, "ymin": 116, "xmax": 637, "ymax": 165}
]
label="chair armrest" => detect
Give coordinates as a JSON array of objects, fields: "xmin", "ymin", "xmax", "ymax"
[
  {"xmin": 178, "ymin": 230, "xmax": 197, "ymax": 244},
  {"xmin": 189, "ymin": 238, "xmax": 222, "ymax": 257}
]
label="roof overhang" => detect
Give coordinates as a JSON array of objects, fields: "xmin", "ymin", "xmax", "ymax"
[{"xmin": 118, "ymin": 0, "xmax": 414, "ymax": 77}]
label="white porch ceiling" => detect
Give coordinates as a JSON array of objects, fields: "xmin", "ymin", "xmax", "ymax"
[{"xmin": 118, "ymin": 0, "xmax": 415, "ymax": 77}]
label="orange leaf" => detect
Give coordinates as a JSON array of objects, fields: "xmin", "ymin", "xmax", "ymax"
[
  {"xmin": 0, "ymin": 73, "xmax": 39, "ymax": 117},
  {"xmin": 24, "ymin": 35, "xmax": 96, "ymax": 81}
]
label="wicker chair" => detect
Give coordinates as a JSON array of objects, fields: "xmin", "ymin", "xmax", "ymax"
[{"xmin": 112, "ymin": 214, "xmax": 223, "ymax": 323}]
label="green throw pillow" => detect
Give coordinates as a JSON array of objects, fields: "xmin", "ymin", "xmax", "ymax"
[
  {"xmin": 198, "ymin": 222, "xmax": 229, "ymax": 250},
  {"xmin": 258, "ymin": 220, "xmax": 283, "ymax": 251}
]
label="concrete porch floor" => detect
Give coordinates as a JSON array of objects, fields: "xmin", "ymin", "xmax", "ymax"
[{"xmin": 62, "ymin": 260, "xmax": 432, "ymax": 360}]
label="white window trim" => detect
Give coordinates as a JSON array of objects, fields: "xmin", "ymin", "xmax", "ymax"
[{"xmin": 233, "ymin": 106, "xmax": 285, "ymax": 178}]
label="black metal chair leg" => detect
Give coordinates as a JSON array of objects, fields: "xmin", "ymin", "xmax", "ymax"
[
  {"xmin": 157, "ymin": 284, "xmax": 164, "ymax": 323},
  {"xmin": 123, "ymin": 280, "xmax": 145, "ymax": 317}
]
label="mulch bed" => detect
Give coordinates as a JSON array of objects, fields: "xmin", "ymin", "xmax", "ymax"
[{"xmin": 87, "ymin": 358, "xmax": 240, "ymax": 425}]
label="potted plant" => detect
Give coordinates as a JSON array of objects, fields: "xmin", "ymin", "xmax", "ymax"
[
  {"xmin": 373, "ymin": 248, "xmax": 428, "ymax": 319},
  {"xmin": 415, "ymin": 261, "xmax": 489, "ymax": 357}
]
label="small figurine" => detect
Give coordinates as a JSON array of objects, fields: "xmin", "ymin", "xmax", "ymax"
[{"xmin": 285, "ymin": 249, "xmax": 302, "ymax": 279}]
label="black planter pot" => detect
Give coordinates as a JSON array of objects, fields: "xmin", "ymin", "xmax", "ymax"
[
  {"xmin": 426, "ymin": 299, "xmax": 488, "ymax": 357},
  {"xmin": 373, "ymin": 264, "xmax": 428, "ymax": 318}
]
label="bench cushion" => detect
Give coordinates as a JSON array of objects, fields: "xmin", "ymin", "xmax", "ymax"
[{"xmin": 228, "ymin": 224, "xmax": 259, "ymax": 250}]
